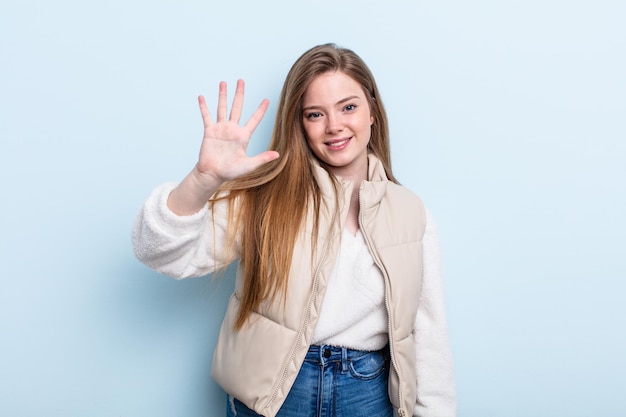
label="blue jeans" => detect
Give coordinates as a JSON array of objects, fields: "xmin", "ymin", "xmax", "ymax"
[{"xmin": 226, "ymin": 344, "xmax": 393, "ymax": 417}]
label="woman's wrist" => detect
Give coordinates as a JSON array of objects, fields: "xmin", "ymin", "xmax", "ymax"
[{"xmin": 167, "ymin": 166, "xmax": 223, "ymax": 216}]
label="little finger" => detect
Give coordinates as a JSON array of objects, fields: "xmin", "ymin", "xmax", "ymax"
[{"xmin": 198, "ymin": 95, "xmax": 213, "ymax": 129}]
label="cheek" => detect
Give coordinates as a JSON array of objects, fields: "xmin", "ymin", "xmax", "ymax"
[
  {"xmin": 303, "ymin": 122, "xmax": 321, "ymax": 143},
  {"xmin": 301, "ymin": 123, "xmax": 318, "ymax": 154}
]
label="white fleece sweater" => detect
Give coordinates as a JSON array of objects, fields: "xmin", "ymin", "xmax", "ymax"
[
  {"xmin": 132, "ymin": 183, "xmax": 457, "ymax": 417},
  {"xmin": 312, "ymin": 228, "xmax": 388, "ymax": 350}
]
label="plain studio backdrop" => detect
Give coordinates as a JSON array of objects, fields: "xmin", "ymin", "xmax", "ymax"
[{"xmin": 1, "ymin": 0, "xmax": 624, "ymax": 416}]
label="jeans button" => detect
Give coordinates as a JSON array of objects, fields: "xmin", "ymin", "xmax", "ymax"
[{"xmin": 323, "ymin": 348, "xmax": 331, "ymax": 358}]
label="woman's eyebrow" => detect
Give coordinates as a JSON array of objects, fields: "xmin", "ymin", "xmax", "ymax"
[{"xmin": 302, "ymin": 95, "xmax": 361, "ymax": 112}]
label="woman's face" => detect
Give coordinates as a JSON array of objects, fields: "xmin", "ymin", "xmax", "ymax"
[{"xmin": 301, "ymin": 71, "xmax": 373, "ymax": 179}]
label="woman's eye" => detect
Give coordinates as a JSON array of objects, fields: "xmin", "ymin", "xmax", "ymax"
[
  {"xmin": 306, "ymin": 112, "xmax": 322, "ymax": 119},
  {"xmin": 344, "ymin": 104, "xmax": 356, "ymax": 112}
]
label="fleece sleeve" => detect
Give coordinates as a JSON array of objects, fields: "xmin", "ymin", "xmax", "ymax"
[
  {"xmin": 413, "ymin": 209, "xmax": 457, "ymax": 417},
  {"xmin": 131, "ymin": 182, "xmax": 239, "ymax": 279}
]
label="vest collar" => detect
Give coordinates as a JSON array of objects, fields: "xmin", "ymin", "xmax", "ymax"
[{"xmin": 311, "ymin": 154, "xmax": 390, "ymax": 208}]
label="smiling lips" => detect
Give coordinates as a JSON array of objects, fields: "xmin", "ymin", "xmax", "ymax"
[{"xmin": 325, "ymin": 137, "xmax": 352, "ymax": 150}]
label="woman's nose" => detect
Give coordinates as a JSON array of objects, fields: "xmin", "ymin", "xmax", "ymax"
[{"xmin": 325, "ymin": 113, "xmax": 343, "ymax": 134}]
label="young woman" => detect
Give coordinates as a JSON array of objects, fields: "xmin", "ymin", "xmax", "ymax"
[{"xmin": 133, "ymin": 43, "xmax": 456, "ymax": 417}]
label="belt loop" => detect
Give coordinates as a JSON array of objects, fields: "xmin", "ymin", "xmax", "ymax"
[{"xmin": 341, "ymin": 347, "xmax": 348, "ymax": 373}]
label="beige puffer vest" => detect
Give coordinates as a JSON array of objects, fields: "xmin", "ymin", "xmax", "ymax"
[{"xmin": 211, "ymin": 156, "xmax": 426, "ymax": 417}]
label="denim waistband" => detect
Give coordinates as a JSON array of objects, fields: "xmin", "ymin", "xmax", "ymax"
[{"xmin": 306, "ymin": 344, "xmax": 388, "ymax": 370}]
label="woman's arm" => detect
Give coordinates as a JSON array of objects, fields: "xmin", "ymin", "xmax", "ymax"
[
  {"xmin": 132, "ymin": 80, "xmax": 278, "ymax": 278},
  {"xmin": 132, "ymin": 182, "xmax": 235, "ymax": 279},
  {"xmin": 413, "ymin": 209, "xmax": 457, "ymax": 417}
]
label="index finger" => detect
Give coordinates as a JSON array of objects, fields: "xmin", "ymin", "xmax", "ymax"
[{"xmin": 243, "ymin": 98, "xmax": 269, "ymax": 134}]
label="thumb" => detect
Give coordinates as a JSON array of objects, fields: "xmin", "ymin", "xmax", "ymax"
[{"xmin": 248, "ymin": 151, "xmax": 280, "ymax": 170}]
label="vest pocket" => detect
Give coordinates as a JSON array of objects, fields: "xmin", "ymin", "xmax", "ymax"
[{"xmin": 212, "ymin": 294, "xmax": 299, "ymax": 413}]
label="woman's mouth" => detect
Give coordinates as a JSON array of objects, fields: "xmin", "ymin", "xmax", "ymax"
[{"xmin": 325, "ymin": 137, "xmax": 351, "ymax": 150}]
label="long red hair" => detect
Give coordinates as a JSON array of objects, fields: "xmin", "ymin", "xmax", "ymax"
[{"xmin": 213, "ymin": 43, "xmax": 397, "ymax": 329}]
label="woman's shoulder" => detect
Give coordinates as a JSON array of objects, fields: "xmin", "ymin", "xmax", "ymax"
[{"xmin": 385, "ymin": 182, "xmax": 425, "ymax": 209}]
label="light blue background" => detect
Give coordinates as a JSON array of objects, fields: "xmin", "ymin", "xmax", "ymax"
[{"xmin": 1, "ymin": 0, "xmax": 625, "ymax": 416}]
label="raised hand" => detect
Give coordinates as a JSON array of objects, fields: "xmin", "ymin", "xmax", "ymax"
[
  {"xmin": 167, "ymin": 80, "xmax": 279, "ymax": 215},
  {"xmin": 195, "ymin": 80, "xmax": 279, "ymax": 184}
]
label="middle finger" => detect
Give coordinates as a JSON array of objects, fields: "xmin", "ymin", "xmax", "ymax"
[{"xmin": 229, "ymin": 79, "xmax": 245, "ymax": 123}]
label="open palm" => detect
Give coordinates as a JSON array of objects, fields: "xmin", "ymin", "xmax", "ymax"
[{"xmin": 195, "ymin": 79, "xmax": 279, "ymax": 184}]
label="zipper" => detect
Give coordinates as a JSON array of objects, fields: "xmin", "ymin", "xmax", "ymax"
[
  {"xmin": 263, "ymin": 209, "xmax": 336, "ymax": 412},
  {"xmin": 358, "ymin": 184, "xmax": 406, "ymax": 417}
]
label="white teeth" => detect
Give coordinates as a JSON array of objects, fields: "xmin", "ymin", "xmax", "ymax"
[{"xmin": 327, "ymin": 139, "xmax": 349, "ymax": 147}]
